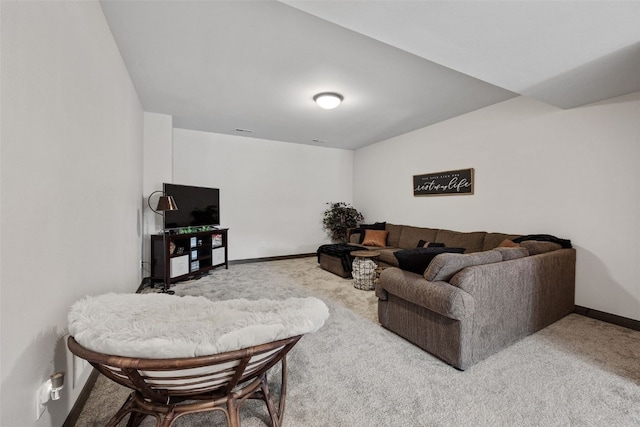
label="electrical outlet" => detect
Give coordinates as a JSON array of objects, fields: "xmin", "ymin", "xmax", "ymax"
[{"xmin": 35, "ymin": 380, "xmax": 50, "ymax": 420}]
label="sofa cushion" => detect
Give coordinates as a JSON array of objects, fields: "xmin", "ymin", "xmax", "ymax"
[
  {"xmin": 398, "ymin": 226, "xmax": 439, "ymax": 249},
  {"xmin": 495, "ymin": 246, "xmax": 529, "ymax": 261},
  {"xmin": 424, "ymin": 250, "xmax": 503, "ymax": 282},
  {"xmin": 361, "ymin": 229, "xmax": 389, "ymax": 247},
  {"xmin": 519, "ymin": 241, "xmax": 562, "ymax": 255},
  {"xmin": 377, "ymin": 248, "xmax": 400, "ymax": 267},
  {"xmin": 482, "ymin": 232, "xmax": 521, "ymax": 251},
  {"xmin": 385, "ymin": 223, "xmax": 404, "ymax": 248},
  {"xmin": 394, "ymin": 247, "xmax": 465, "ymax": 275},
  {"xmin": 434, "ymin": 229, "xmax": 486, "ymax": 253}
]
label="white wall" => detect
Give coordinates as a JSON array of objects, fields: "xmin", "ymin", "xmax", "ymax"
[
  {"xmin": 142, "ymin": 112, "xmax": 173, "ymax": 275},
  {"xmin": 354, "ymin": 93, "xmax": 640, "ymax": 321},
  {"xmin": 1, "ymin": 2, "xmax": 143, "ymax": 426},
  {"xmin": 173, "ymin": 129, "xmax": 354, "ymax": 260}
]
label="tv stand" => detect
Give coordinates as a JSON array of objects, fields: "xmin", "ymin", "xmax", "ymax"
[{"xmin": 151, "ymin": 228, "xmax": 228, "ymax": 286}]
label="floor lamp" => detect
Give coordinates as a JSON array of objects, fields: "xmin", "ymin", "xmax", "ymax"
[{"xmin": 148, "ymin": 191, "xmax": 178, "ymax": 294}]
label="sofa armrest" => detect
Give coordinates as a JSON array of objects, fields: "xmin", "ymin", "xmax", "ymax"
[
  {"xmin": 449, "ymin": 248, "xmax": 575, "ymax": 339},
  {"xmin": 376, "ymin": 267, "xmax": 474, "ymax": 320}
]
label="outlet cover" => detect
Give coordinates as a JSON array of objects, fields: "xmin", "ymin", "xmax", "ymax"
[{"xmin": 35, "ymin": 381, "xmax": 49, "ymax": 420}]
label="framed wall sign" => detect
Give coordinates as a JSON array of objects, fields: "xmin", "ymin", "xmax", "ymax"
[{"xmin": 413, "ymin": 168, "xmax": 474, "ymax": 196}]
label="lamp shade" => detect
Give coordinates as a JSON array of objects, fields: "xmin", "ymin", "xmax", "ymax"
[
  {"xmin": 156, "ymin": 195, "xmax": 178, "ymax": 212},
  {"xmin": 314, "ymin": 92, "xmax": 343, "ymax": 109}
]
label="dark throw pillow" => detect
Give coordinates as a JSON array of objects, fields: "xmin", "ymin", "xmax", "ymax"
[
  {"xmin": 416, "ymin": 240, "xmax": 445, "ymax": 248},
  {"xmin": 394, "ymin": 247, "xmax": 465, "ymax": 275}
]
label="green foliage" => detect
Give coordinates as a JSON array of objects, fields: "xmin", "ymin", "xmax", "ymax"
[{"xmin": 322, "ymin": 202, "xmax": 364, "ymax": 243}]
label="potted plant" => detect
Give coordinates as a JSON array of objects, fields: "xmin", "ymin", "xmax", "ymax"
[{"xmin": 322, "ymin": 202, "xmax": 364, "ymax": 243}]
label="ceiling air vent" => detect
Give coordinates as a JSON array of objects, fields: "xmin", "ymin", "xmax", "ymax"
[{"xmin": 234, "ymin": 128, "xmax": 253, "ymax": 133}]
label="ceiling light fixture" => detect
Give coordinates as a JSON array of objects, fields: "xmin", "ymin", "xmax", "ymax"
[{"xmin": 313, "ymin": 92, "xmax": 343, "ymax": 110}]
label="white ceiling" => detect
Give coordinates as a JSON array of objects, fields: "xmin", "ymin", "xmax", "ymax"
[{"xmin": 100, "ymin": 0, "xmax": 640, "ymax": 150}]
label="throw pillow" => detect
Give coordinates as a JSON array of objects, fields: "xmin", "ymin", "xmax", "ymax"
[
  {"xmin": 394, "ymin": 247, "xmax": 465, "ymax": 275},
  {"xmin": 362, "ymin": 229, "xmax": 389, "ymax": 247},
  {"xmin": 357, "ymin": 222, "xmax": 386, "ymax": 243},
  {"xmin": 497, "ymin": 239, "xmax": 520, "ymax": 248},
  {"xmin": 417, "ymin": 240, "xmax": 445, "ymax": 248}
]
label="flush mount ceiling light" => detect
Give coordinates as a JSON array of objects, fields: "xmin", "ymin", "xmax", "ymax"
[{"xmin": 313, "ymin": 92, "xmax": 343, "ymax": 110}]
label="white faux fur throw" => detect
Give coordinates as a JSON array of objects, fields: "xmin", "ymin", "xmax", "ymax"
[{"xmin": 68, "ymin": 293, "xmax": 329, "ymax": 359}]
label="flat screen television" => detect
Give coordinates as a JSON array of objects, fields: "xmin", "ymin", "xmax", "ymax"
[{"xmin": 163, "ymin": 183, "xmax": 220, "ymax": 229}]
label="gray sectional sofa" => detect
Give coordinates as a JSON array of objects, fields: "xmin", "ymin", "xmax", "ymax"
[{"xmin": 335, "ymin": 223, "xmax": 576, "ymax": 370}]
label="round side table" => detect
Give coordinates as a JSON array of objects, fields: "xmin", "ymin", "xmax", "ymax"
[{"xmin": 350, "ymin": 250, "xmax": 380, "ymax": 290}]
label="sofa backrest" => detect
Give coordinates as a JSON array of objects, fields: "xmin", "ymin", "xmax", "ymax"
[
  {"xmin": 518, "ymin": 241, "xmax": 562, "ymax": 255},
  {"xmin": 381, "ymin": 224, "xmax": 527, "ymax": 254},
  {"xmin": 385, "ymin": 223, "xmax": 404, "ymax": 248},
  {"xmin": 397, "ymin": 225, "xmax": 438, "ymax": 248},
  {"xmin": 424, "ymin": 250, "xmax": 503, "ymax": 282},
  {"xmin": 494, "ymin": 246, "xmax": 529, "ymax": 260},
  {"xmin": 482, "ymin": 232, "xmax": 522, "ymax": 251},
  {"xmin": 434, "ymin": 229, "xmax": 486, "ymax": 253}
]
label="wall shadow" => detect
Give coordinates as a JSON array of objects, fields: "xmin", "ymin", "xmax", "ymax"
[
  {"xmin": 524, "ymin": 42, "xmax": 640, "ymax": 108},
  {"xmin": 0, "ymin": 327, "xmax": 76, "ymax": 426}
]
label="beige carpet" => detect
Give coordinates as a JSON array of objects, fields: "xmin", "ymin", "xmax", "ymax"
[{"xmin": 75, "ymin": 257, "xmax": 640, "ymax": 426}]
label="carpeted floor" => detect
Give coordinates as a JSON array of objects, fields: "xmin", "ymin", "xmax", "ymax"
[{"xmin": 75, "ymin": 257, "xmax": 640, "ymax": 426}]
